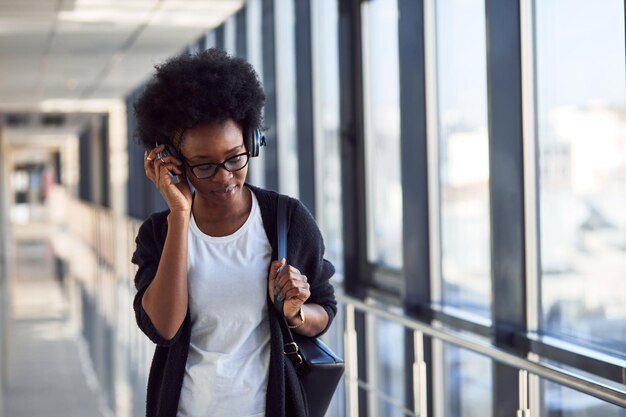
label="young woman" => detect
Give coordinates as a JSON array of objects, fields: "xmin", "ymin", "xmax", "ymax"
[{"xmin": 131, "ymin": 48, "xmax": 337, "ymax": 417}]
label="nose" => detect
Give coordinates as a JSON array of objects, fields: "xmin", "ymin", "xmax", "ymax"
[{"xmin": 211, "ymin": 165, "xmax": 233, "ymax": 182}]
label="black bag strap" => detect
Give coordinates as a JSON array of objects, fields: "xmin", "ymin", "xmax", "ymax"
[{"xmin": 275, "ymin": 195, "xmax": 304, "ymax": 367}]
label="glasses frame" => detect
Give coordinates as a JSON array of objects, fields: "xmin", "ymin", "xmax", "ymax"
[{"xmin": 182, "ymin": 151, "xmax": 251, "ymax": 179}]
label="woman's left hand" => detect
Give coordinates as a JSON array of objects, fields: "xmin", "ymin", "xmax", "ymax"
[{"xmin": 268, "ymin": 259, "xmax": 310, "ymax": 321}]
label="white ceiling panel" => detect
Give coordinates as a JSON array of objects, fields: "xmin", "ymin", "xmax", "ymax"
[{"xmin": 0, "ymin": 0, "xmax": 243, "ymax": 110}]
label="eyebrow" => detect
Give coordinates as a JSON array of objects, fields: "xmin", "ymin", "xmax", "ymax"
[{"xmin": 187, "ymin": 144, "xmax": 244, "ymax": 162}]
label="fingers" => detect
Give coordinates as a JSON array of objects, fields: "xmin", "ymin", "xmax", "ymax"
[
  {"xmin": 144, "ymin": 144, "xmax": 164, "ymax": 165},
  {"xmin": 144, "ymin": 145, "xmax": 183, "ymax": 182},
  {"xmin": 271, "ymin": 258, "xmax": 287, "ymax": 275},
  {"xmin": 158, "ymin": 161, "xmax": 183, "ymax": 175},
  {"xmin": 274, "ymin": 264, "xmax": 310, "ymax": 302},
  {"xmin": 269, "ymin": 258, "xmax": 286, "ymax": 302},
  {"xmin": 282, "ymin": 284, "xmax": 310, "ymax": 302},
  {"xmin": 146, "ymin": 144, "xmax": 168, "ymax": 161}
]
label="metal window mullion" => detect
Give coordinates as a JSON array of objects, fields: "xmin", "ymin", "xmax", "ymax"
[
  {"xmin": 100, "ymin": 115, "xmax": 110, "ymax": 208},
  {"xmin": 520, "ymin": 0, "xmax": 542, "ymax": 414},
  {"xmin": 294, "ymin": 0, "xmax": 316, "ymax": 214},
  {"xmin": 398, "ymin": 0, "xmax": 431, "ymax": 312},
  {"xmin": 235, "ymin": 7, "xmax": 247, "ymax": 59},
  {"xmin": 125, "ymin": 95, "xmax": 137, "ymax": 218},
  {"xmin": 422, "ymin": 2, "xmax": 441, "ymax": 416},
  {"xmin": 485, "ymin": 1, "xmax": 527, "ymax": 416},
  {"xmin": 310, "ymin": 0, "xmax": 325, "ymax": 230},
  {"xmin": 423, "ymin": 0, "xmax": 442, "ymax": 305},
  {"xmin": 520, "ymin": 0, "xmax": 540, "ymax": 335},
  {"xmin": 485, "ymin": 0, "xmax": 527, "ymax": 342},
  {"xmin": 359, "ymin": 4, "xmax": 376, "ymax": 267},
  {"xmin": 396, "ymin": 0, "xmax": 435, "ymax": 409},
  {"xmin": 215, "ymin": 25, "xmax": 225, "ymax": 50},
  {"xmin": 338, "ymin": 0, "xmax": 369, "ymax": 294}
]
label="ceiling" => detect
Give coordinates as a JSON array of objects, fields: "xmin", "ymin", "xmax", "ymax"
[{"xmin": 0, "ymin": 0, "xmax": 243, "ymax": 112}]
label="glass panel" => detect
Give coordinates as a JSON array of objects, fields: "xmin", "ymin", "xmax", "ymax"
[
  {"xmin": 375, "ymin": 318, "xmax": 406, "ymax": 417},
  {"xmin": 542, "ymin": 380, "xmax": 626, "ymax": 417},
  {"xmin": 274, "ymin": 0, "xmax": 299, "ymax": 198},
  {"xmin": 536, "ymin": 0, "xmax": 626, "ymax": 353},
  {"xmin": 311, "ymin": 0, "xmax": 343, "ymax": 277},
  {"xmin": 436, "ymin": 0, "xmax": 491, "ymax": 317},
  {"xmin": 361, "ymin": 0, "xmax": 403, "ymax": 269},
  {"xmin": 443, "ymin": 344, "xmax": 493, "ymax": 417}
]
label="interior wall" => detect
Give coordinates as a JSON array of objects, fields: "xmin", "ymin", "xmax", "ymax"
[{"xmin": 0, "ymin": 122, "xmax": 8, "ymax": 417}]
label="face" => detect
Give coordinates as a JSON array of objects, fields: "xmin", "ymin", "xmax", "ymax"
[{"xmin": 179, "ymin": 119, "xmax": 249, "ymax": 205}]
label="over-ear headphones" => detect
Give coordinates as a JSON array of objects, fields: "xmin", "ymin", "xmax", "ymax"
[{"xmin": 246, "ymin": 127, "xmax": 266, "ymax": 158}]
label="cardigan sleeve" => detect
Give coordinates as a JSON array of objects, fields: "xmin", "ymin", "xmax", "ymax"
[
  {"xmin": 131, "ymin": 212, "xmax": 185, "ymax": 346},
  {"xmin": 288, "ymin": 198, "xmax": 337, "ymax": 337}
]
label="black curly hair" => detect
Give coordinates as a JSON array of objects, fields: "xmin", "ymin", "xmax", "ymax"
[{"xmin": 133, "ymin": 48, "xmax": 265, "ymax": 151}]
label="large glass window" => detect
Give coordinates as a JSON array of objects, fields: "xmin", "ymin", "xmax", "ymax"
[
  {"xmin": 361, "ymin": 0, "xmax": 403, "ymax": 269},
  {"xmin": 536, "ymin": 0, "xmax": 626, "ymax": 354},
  {"xmin": 274, "ymin": 0, "xmax": 299, "ymax": 197},
  {"xmin": 436, "ymin": 0, "xmax": 491, "ymax": 317},
  {"xmin": 312, "ymin": 0, "xmax": 343, "ymax": 276}
]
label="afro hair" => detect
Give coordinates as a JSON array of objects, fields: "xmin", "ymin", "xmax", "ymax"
[{"xmin": 133, "ymin": 48, "xmax": 265, "ymax": 151}]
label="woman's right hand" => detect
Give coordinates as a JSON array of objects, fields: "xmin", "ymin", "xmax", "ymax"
[{"xmin": 144, "ymin": 144, "xmax": 192, "ymax": 214}]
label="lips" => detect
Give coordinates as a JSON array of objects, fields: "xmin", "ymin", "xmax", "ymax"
[{"xmin": 213, "ymin": 185, "xmax": 237, "ymax": 196}]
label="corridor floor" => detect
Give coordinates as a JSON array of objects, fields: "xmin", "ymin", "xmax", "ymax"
[{"xmin": 4, "ymin": 235, "xmax": 107, "ymax": 417}]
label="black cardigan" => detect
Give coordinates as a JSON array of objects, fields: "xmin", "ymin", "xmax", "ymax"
[{"xmin": 131, "ymin": 185, "xmax": 337, "ymax": 417}]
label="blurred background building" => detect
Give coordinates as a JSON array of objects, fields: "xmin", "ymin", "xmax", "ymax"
[{"xmin": 0, "ymin": 0, "xmax": 624, "ymax": 416}]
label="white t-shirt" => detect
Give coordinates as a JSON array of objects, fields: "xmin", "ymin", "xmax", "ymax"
[{"xmin": 177, "ymin": 193, "xmax": 272, "ymax": 417}]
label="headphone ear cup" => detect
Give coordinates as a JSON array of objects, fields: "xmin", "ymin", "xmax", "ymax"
[{"xmin": 248, "ymin": 127, "xmax": 266, "ymax": 158}]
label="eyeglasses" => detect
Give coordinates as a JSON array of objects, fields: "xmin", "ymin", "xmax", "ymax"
[{"xmin": 183, "ymin": 151, "xmax": 250, "ymax": 179}]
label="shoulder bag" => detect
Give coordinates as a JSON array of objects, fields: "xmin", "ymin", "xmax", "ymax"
[{"xmin": 274, "ymin": 195, "xmax": 345, "ymax": 417}]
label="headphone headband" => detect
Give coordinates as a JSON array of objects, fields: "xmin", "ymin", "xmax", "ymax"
[{"xmin": 170, "ymin": 126, "xmax": 265, "ymax": 157}]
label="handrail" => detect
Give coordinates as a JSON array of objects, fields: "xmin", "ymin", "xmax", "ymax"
[{"xmin": 339, "ymin": 294, "xmax": 626, "ymax": 408}]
